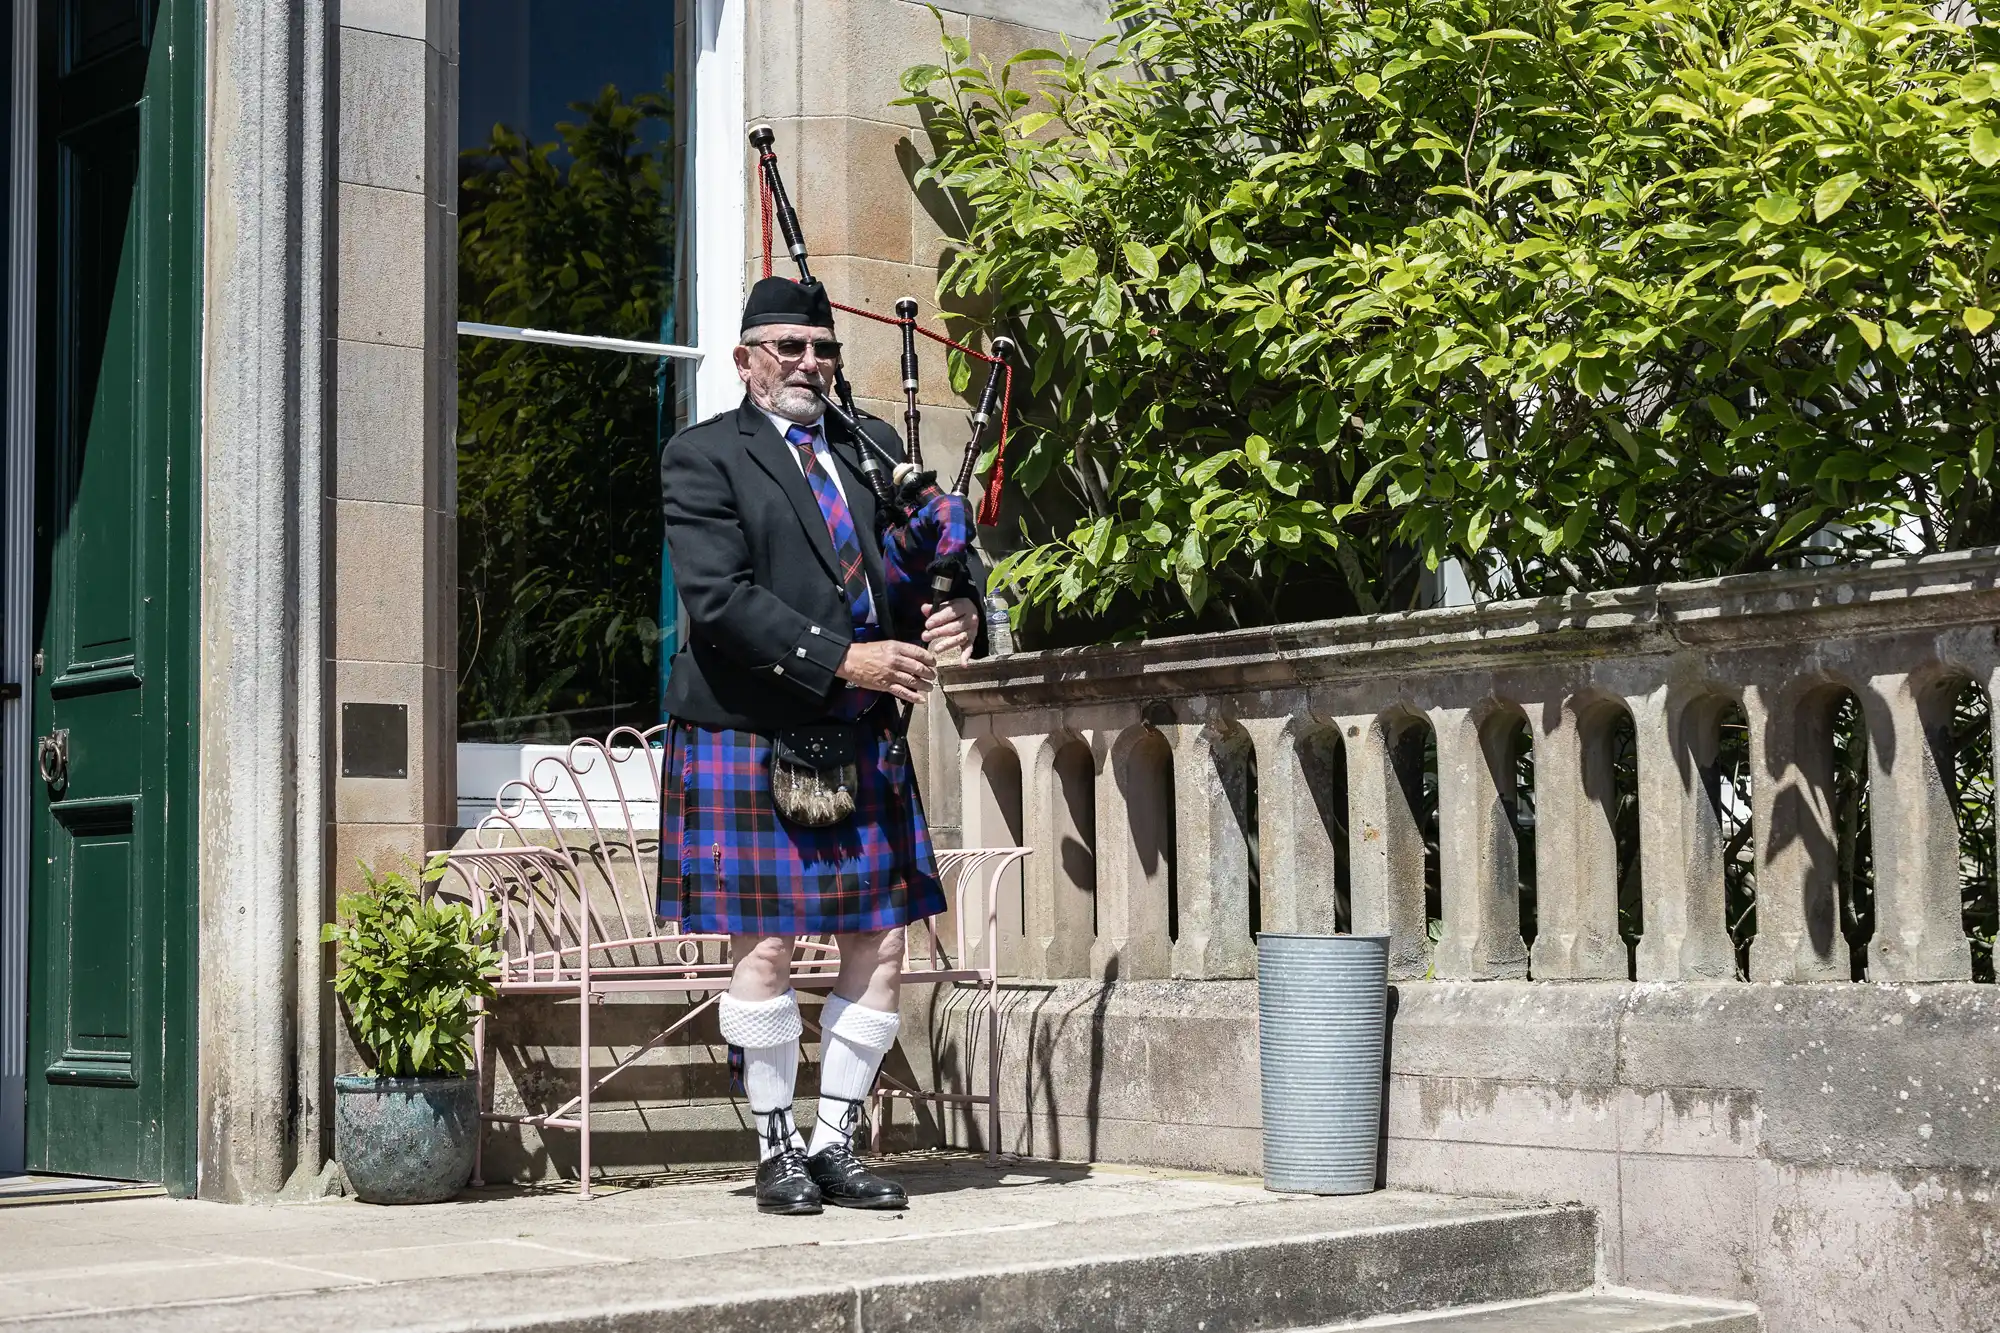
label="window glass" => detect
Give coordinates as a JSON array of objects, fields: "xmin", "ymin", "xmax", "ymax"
[
  {"xmin": 457, "ymin": 2, "xmax": 685, "ymax": 744},
  {"xmin": 457, "ymin": 342, "xmax": 670, "ymax": 743},
  {"xmin": 66, "ymin": 0, "xmax": 150, "ymax": 70}
]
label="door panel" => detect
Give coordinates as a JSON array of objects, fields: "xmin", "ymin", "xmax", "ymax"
[
  {"xmin": 52, "ymin": 109, "xmax": 144, "ymax": 687},
  {"xmin": 61, "ymin": 113, "xmax": 143, "ymax": 671},
  {"xmin": 26, "ymin": 0, "xmax": 196, "ymax": 1187}
]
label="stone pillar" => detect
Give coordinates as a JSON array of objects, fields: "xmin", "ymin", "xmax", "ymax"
[
  {"xmin": 1868, "ymin": 672, "xmax": 1974, "ymax": 981},
  {"xmin": 330, "ymin": 0, "xmax": 460, "ymax": 888},
  {"xmin": 1016, "ymin": 730, "xmax": 1095, "ymax": 979},
  {"xmin": 1748, "ymin": 682, "xmax": 1847, "ymax": 982},
  {"xmin": 1091, "ymin": 725, "xmax": 1173, "ymax": 981},
  {"xmin": 199, "ymin": 0, "xmax": 333, "ymax": 1202},
  {"xmin": 1164, "ymin": 720, "xmax": 1256, "ymax": 981},
  {"xmin": 1632, "ymin": 687, "xmax": 1737, "ymax": 981},
  {"xmin": 1433, "ymin": 708, "xmax": 1530, "ymax": 980},
  {"xmin": 1528, "ymin": 698, "xmax": 1625, "ymax": 980},
  {"xmin": 1340, "ymin": 712, "xmax": 1430, "ymax": 979}
]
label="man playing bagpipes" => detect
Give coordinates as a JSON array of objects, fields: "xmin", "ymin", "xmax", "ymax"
[{"xmin": 656, "ymin": 273, "xmax": 987, "ymax": 1215}]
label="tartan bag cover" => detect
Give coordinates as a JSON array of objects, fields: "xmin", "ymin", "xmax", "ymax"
[{"xmin": 657, "ymin": 422, "xmax": 944, "ymax": 934}]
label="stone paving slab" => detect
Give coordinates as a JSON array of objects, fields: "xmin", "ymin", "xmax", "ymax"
[
  {"xmin": 0, "ymin": 1176, "xmax": 163, "ymax": 1208},
  {"xmin": 0, "ymin": 1155, "xmax": 1599, "ymax": 1332},
  {"xmin": 1305, "ymin": 1290, "xmax": 1762, "ymax": 1331}
]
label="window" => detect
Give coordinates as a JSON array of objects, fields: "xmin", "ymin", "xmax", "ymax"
[{"xmin": 456, "ymin": 2, "xmax": 691, "ymax": 744}]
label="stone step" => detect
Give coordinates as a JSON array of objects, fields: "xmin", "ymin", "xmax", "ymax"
[
  {"xmin": 1301, "ymin": 1290, "xmax": 1763, "ymax": 1331},
  {"xmin": 21, "ymin": 1168, "xmax": 1602, "ymax": 1333},
  {"xmin": 2, "ymin": 1158, "xmax": 1759, "ymax": 1333}
]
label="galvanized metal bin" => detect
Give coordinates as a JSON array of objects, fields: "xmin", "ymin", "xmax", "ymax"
[{"xmin": 1257, "ymin": 933, "xmax": 1390, "ymax": 1194}]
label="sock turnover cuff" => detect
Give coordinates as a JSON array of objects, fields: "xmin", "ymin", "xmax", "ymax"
[
  {"xmin": 820, "ymin": 993, "xmax": 901, "ymax": 1055},
  {"xmin": 718, "ymin": 989, "xmax": 802, "ymax": 1049}
]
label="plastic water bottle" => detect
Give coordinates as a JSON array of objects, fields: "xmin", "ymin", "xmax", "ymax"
[{"xmin": 983, "ymin": 597, "xmax": 1015, "ymax": 657}]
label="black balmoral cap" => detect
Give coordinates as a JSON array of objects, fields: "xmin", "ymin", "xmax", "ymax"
[{"xmin": 741, "ymin": 275, "xmax": 835, "ymax": 332}]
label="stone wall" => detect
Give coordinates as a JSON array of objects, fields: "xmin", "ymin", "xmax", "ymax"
[{"xmin": 903, "ymin": 978, "xmax": 1998, "ymax": 1333}]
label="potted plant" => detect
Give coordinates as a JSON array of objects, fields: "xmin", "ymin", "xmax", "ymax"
[{"xmin": 323, "ymin": 854, "xmax": 502, "ymax": 1204}]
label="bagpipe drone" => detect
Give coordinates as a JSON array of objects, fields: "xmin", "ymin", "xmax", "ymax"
[{"xmin": 748, "ymin": 125, "xmax": 1014, "ymax": 748}]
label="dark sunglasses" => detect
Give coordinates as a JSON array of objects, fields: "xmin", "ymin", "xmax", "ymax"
[{"xmin": 749, "ymin": 337, "xmax": 842, "ymax": 361}]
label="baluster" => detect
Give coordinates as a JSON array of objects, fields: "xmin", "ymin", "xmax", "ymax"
[
  {"xmin": 1241, "ymin": 716, "xmax": 1303, "ymax": 938},
  {"xmin": 1631, "ymin": 687, "xmax": 1737, "ymax": 981},
  {"xmin": 1748, "ymin": 681, "xmax": 1848, "ymax": 982},
  {"xmin": 1090, "ymin": 723, "xmax": 1173, "ymax": 981},
  {"xmin": 1868, "ymin": 672, "xmax": 1974, "ymax": 981},
  {"xmin": 1013, "ymin": 730, "xmax": 1097, "ymax": 979},
  {"xmin": 1527, "ymin": 697, "xmax": 1625, "ymax": 980},
  {"xmin": 1339, "ymin": 711, "xmax": 1431, "ymax": 979},
  {"xmin": 1162, "ymin": 719, "xmax": 1256, "ymax": 981},
  {"xmin": 959, "ymin": 734, "xmax": 1027, "ymax": 977},
  {"xmin": 1433, "ymin": 707, "xmax": 1530, "ymax": 980}
]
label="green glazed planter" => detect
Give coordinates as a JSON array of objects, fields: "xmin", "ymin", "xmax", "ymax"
[{"xmin": 333, "ymin": 1074, "xmax": 478, "ymax": 1205}]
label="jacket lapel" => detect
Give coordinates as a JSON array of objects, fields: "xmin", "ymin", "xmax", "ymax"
[{"xmin": 737, "ymin": 398, "xmax": 839, "ymax": 580}]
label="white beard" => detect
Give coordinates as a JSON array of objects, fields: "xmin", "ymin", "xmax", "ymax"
[{"xmin": 768, "ymin": 383, "xmax": 824, "ymax": 423}]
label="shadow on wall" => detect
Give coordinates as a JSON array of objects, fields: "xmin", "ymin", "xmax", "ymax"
[{"xmin": 1377, "ymin": 983, "xmax": 1400, "ymax": 1190}]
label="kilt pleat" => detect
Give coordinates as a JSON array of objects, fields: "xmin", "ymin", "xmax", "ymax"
[{"xmin": 658, "ymin": 709, "xmax": 945, "ymax": 935}]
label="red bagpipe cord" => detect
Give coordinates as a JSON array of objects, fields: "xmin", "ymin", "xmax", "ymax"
[{"xmin": 761, "ymin": 174, "xmax": 1013, "ymax": 526}]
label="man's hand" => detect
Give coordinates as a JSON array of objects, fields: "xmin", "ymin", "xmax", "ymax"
[
  {"xmin": 836, "ymin": 639, "xmax": 936, "ymax": 703},
  {"xmin": 922, "ymin": 598, "xmax": 980, "ymax": 664}
]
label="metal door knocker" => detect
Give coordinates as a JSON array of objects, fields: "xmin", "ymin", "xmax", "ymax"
[{"xmin": 37, "ymin": 728, "xmax": 69, "ymax": 791}]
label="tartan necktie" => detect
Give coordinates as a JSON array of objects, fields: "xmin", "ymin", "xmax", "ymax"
[{"xmin": 786, "ymin": 424, "xmax": 875, "ymax": 627}]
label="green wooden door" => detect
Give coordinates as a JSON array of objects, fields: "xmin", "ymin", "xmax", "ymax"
[{"xmin": 26, "ymin": 0, "xmax": 200, "ymax": 1187}]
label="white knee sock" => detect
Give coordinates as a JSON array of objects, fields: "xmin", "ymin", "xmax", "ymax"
[
  {"xmin": 718, "ymin": 990, "xmax": 806, "ymax": 1161},
  {"xmin": 810, "ymin": 994, "xmax": 901, "ymax": 1158}
]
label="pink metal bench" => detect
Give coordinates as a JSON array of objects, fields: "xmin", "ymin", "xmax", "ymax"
[{"xmin": 440, "ymin": 723, "xmax": 1028, "ymax": 1198}]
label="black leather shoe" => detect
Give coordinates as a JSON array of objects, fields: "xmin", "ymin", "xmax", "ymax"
[
  {"xmin": 807, "ymin": 1143, "xmax": 908, "ymax": 1210},
  {"xmin": 755, "ymin": 1149, "xmax": 823, "ymax": 1215}
]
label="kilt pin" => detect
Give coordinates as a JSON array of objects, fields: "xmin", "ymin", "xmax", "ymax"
[{"xmin": 659, "ymin": 420, "xmax": 946, "ymax": 934}]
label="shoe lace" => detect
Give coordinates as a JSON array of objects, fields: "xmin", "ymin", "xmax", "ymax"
[
  {"xmin": 814, "ymin": 1093, "xmax": 867, "ymax": 1149},
  {"xmin": 757, "ymin": 1106, "xmax": 800, "ymax": 1160}
]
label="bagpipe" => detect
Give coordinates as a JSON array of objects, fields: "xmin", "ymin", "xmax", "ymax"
[{"xmin": 747, "ymin": 125, "xmax": 1014, "ymax": 669}]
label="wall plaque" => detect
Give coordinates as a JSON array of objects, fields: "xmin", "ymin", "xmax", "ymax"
[{"xmin": 340, "ymin": 702, "xmax": 409, "ymax": 779}]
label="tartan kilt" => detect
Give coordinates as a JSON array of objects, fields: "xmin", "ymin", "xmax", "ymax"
[{"xmin": 658, "ymin": 707, "xmax": 946, "ymax": 935}]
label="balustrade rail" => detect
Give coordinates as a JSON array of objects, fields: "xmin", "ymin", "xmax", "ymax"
[{"xmin": 941, "ymin": 549, "xmax": 2000, "ymax": 985}]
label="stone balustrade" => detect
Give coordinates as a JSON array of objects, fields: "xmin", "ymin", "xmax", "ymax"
[{"xmin": 941, "ymin": 548, "xmax": 2000, "ymax": 987}]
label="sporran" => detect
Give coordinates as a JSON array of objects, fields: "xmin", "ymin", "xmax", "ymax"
[{"xmin": 770, "ymin": 723, "xmax": 860, "ymax": 827}]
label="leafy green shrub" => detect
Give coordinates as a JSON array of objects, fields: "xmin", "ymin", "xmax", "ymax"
[
  {"xmin": 902, "ymin": 0, "xmax": 2000, "ymax": 638},
  {"xmin": 322, "ymin": 856, "xmax": 503, "ymax": 1079}
]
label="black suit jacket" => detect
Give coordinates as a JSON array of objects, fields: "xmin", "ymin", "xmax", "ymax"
[{"xmin": 659, "ymin": 396, "xmax": 986, "ymax": 730}]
